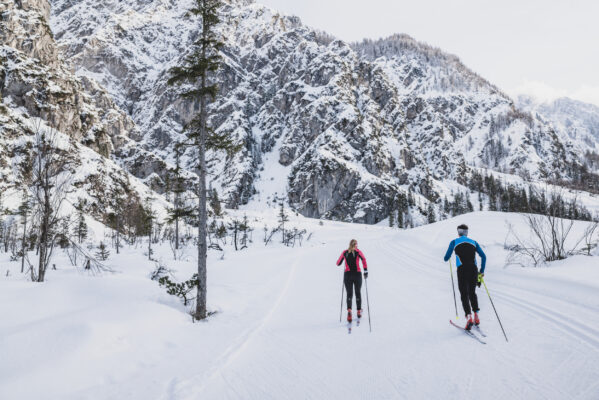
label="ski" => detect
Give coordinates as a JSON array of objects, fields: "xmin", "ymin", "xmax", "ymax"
[
  {"xmin": 347, "ymin": 321, "xmax": 352, "ymax": 334},
  {"xmin": 473, "ymin": 324, "xmax": 487, "ymax": 337},
  {"xmin": 449, "ymin": 320, "xmax": 486, "ymax": 344},
  {"xmin": 356, "ymin": 317, "xmax": 361, "ymax": 327}
]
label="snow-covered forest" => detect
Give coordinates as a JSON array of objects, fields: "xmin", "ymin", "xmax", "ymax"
[{"xmin": 1, "ymin": 0, "xmax": 599, "ymax": 399}]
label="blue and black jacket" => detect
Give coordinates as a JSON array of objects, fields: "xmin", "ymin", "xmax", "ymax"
[{"xmin": 444, "ymin": 236, "xmax": 487, "ymax": 273}]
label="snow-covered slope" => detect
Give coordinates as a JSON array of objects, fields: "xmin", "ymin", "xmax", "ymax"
[
  {"xmin": 47, "ymin": 0, "xmax": 599, "ymax": 223},
  {"xmin": 0, "ymin": 0, "xmax": 171, "ymax": 219},
  {"xmin": 517, "ymin": 95, "xmax": 599, "ymax": 170},
  {"xmin": 1, "ymin": 211, "xmax": 598, "ymax": 399}
]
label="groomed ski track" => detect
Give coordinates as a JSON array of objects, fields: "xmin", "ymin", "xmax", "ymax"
[
  {"xmin": 180, "ymin": 213, "xmax": 599, "ymax": 400},
  {"xmin": 1, "ymin": 213, "xmax": 598, "ymax": 399}
]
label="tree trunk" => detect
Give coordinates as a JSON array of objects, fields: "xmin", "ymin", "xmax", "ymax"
[
  {"xmin": 175, "ymin": 207, "xmax": 179, "ymax": 250},
  {"xmin": 116, "ymin": 217, "xmax": 120, "ymax": 254},
  {"xmin": 21, "ymin": 213, "xmax": 27, "ymax": 274},
  {"xmin": 38, "ymin": 185, "xmax": 51, "ymax": 282},
  {"xmin": 148, "ymin": 219, "xmax": 152, "ymax": 261}
]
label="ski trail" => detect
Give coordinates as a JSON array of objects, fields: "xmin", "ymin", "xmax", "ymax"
[
  {"xmin": 491, "ymin": 288, "xmax": 599, "ymax": 350},
  {"xmin": 168, "ymin": 259, "xmax": 299, "ymax": 400}
]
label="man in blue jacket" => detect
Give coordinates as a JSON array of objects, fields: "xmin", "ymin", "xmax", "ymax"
[{"xmin": 444, "ymin": 224, "xmax": 486, "ymax": 330}]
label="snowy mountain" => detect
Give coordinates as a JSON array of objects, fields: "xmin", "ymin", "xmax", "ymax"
[
  {"xmin": 0, "ymin": 0, "xmax": 169, "ymax": 222},
  {"xmin": 2, "ymin": 3, "xmax": 599, "ymax": 398},
  {"xmin": 3, "ymin": 0, "xmax": 598, "ymax": 225},
  {"xmin": 517, "ymin": 95, "xmax": 599, "ymax": 171}
]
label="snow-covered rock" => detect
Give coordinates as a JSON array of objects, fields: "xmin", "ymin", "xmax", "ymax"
[
  {"xmin": 517, "ymin": 95, "xmax": 599, "ymax": 169},
  {"xmin": 3, "ymin": 0, "xmax": 597, "ymax": 224}
]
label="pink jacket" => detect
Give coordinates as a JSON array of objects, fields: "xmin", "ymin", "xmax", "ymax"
[{"xmin": 336, "ymin": 249, "xmax": 368, "ymax": 272}]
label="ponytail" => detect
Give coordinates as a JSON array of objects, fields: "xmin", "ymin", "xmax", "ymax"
[{"xmin": 347, "ymin": 239, "xmax": 357, "ymax": 254}]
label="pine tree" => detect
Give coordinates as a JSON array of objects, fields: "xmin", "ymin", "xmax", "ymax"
[
  {"xmin": 167, "ymin": 0, "xmax": 239, "ymax": 320},
  {"xmin": 240, "ymin": 214, "xmax": 251, "ymax": 249},
  {"xmin": 227, "ymin": 218, "xmax": 241, "ymax": 251},
  {"xmin": 17, "ymin": 190, "xmax": 31, "ymax": 274},
  {"xmin": 74, "ymin": 200, "xmax": 88, "ymax": 244},
  {"xmin": 426, "ymin": 202, "xmax": 436, "ymax": 224},
  {"xmin": 144, "ymin": 196, "xmax": 157, "ymax": 260},
  {"xmin": 397, "ymin": 211, "xmax": 404, "ymax": 229},
  {"xmin": 167, "ymin": 144, "xmax": 193, "ymax": 250},
  {"xmin": 443, "ymin": 196, "xmax": 450, "ymax": 215},
  {"xmin": 278, "ymin": 201, "xmax": 290, "ymax": 244},
  {"xmin": 209, "ymin": 188, "xmax": 222, "ymax": 217},
  {"xmin": 96, "ymin": 241, "xmax": 110, "ymax": 261},
  {"xmin": 397, "ymin": 193, "xmax": 408, "ymax": 229},
  {"xmin": 57, "ymin": 216, "xmax": 71, "ymax": 249}
]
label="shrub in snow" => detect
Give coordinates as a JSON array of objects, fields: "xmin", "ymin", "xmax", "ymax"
[
  {"xmin": 158, "ymin": 274, "xmax": 199, "ymax": 306},
  {"xmin": 95, "ymin": 242, "xmax": 110, "ymax": 261},
  {"xmin": 150, "ymin": 260, "xmax": 173, "ymax": 281}
]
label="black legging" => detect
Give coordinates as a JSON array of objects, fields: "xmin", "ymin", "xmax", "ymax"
[
  {"xmin": 344, "ymin": 272, "xmax": 363, "ymax": 310},
  {"xmin": 457, "ymin": 263, "xmax": 479, "ymax": 316}
]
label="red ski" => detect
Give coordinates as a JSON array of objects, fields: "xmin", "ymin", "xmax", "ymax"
[{"xmin": 449, "ymin": 320, "xmax": 486, "ymax": 344}]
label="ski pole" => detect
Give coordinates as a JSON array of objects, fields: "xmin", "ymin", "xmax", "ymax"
[
  {"xmin": 482, "ymin": 278, "xmax": 508, "ymax": 342},
  {"xmin": 365, "ymin": 275, "xmax": 372, "ymax": 332},
  {"xmin": 339, "ymin": 277, "xmax": 344, "ymax": 322},
  {"xmin": 449, "ymin": 259, "xmax": 458, "ymax": 320}
]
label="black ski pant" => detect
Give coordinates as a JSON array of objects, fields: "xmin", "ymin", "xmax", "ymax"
[
  {"xmin": 457, "ymin": 263, "xmax": 479, "ymax": 317},
  {"xmin": 344, "ymin": 272, "xmax": 362, "ymax": 310}
]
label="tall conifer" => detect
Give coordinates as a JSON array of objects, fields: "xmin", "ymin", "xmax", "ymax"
[{"xmin": 168, "ymin": 0, "xmax": 238, "ymax": 319}]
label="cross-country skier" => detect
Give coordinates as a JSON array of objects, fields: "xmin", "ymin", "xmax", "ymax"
[
  {"xmin": 444, "ymin": 224, "xmax": 486, "ymax": 330},
  {"xmin": 336, "ymin": 239, "xmax": 368, "ymax": 323}
]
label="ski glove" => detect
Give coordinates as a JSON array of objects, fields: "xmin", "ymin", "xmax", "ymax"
[
  {"xmin": 477, "ymin": 273, "xmax": 484, "ymax": 287},
  {"xmin": 364, "ymin": 271, "xmax": 368, "ymax": 279}
]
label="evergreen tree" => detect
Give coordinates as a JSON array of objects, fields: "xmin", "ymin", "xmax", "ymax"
[
  {"xmin": 74, "ymin": 200, "xmax": 88, "ymax": 244},
  {"xmin": 397, "ymin": 193, "xmax": 408, "ymax": 228},
  {"xmin": 426, "ymin": 202, "xmax": 436, "ymax": 224},
  {"xmin": 240, "ymin": 214, "xmax": 251, "ymax": 249},
  {"xmin": 96, "ymin": 241, "xmax": 110, "ymax": 261},
  {"xmin": 278, "ymin": 201, "xmax": 290, "ymax": 244},
  {"xmin": 216, "ymin": 222, "xmax": 227, "ymax": 244},
  {"xmin": 166, "ymin": 144, "xmax": 193, "ymax": 250},
  {"xmin": 478, "ymin": 192, "xmax": 483, "ymax": 211},
  {"xmin": 466, "ymin": 195, "xmax": 474, "ymax": 212},
  {"xmin": 443, "ymin": 196, "xmax": 450, "ymax": 215},
  {"xmin": 167, "ymin": 0, "xmax": 239, "ymax": 320},
  {"xmin": 57, "ymin": 216, "xmax": 71, "ymax": 249},
  {"xmin": 17, "ymin": 190, "xmax": 31, "ymax": 273},
  {"xmin": 209, "ymin": 188, "xmax": 222, "ymax": 217},
  {"xmin": 144, "ymin": 196, "xmax": 157, "ymax": 260},
  {"xmin": 227, "ymin": 218, "xmax": 241, "ymax": 251},
  {"xmin": 397, "ymin": 211, "xmax": 404, "ymax": 229}
]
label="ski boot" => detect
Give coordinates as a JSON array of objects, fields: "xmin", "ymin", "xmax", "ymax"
[
  {"xmin": 357, "ymin": 309, "xmax": 362, "ymax": 319},
  {"xmin": 465, "ymin": 314, "xmax": 474, "ymax": 331},
  {"xmin": 347, "ymin": 309, "xmax": 352, "ymax": 322},
  {"xmin": 474, "ymin": 312, "xmax": 480, "ymax": 326}
]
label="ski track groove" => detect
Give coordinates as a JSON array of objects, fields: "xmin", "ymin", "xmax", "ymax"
[
  {"xmin": 491, "ymin": 290, "xmax": 599, "ymax": 351},
  {"xmin": 169, "ymin": 259, "xmax": 299, "ymax": 400},
  {"xmin": 389, "ymin": 238, "xmax": 599, "ymax": 350},
  {"xmin": 376, "ymin": 236, "xmax": 597, "ymax": 399}
]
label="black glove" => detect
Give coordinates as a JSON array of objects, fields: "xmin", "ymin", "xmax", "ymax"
[{"xmin": 364, "ymin": 271, "xmax": 368, "ymax": 279}]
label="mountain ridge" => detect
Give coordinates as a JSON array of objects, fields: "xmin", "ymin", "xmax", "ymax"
[{"xmin": 2, "ymin": 0, "xmax": 597, "ymax": 225}]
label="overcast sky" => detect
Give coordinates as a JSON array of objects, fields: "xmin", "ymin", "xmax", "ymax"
[{"xmin": 258, "ymin": 0, "xmax": 599, "ymax": 106}]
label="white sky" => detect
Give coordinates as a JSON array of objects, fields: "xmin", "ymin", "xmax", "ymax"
[{"xmin": 258, "ymin": 0, "xmax": 599, "ymax": 106}]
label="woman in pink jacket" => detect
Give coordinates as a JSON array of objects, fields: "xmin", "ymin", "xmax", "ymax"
[{"xmin": 336, "ymin": 239, "xmax": 368, "ymax": 322}]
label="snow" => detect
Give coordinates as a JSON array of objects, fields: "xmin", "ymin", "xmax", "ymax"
[{"xmin": 1, "ymin": 211, "xmax": 598, "ymax": 399}]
